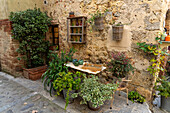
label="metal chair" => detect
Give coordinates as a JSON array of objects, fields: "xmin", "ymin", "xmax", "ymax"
[{"xmin": 110, "ymin": 77, "xmax": 132, "ymax": 109}]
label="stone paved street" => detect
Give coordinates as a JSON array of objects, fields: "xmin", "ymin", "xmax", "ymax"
[
  {"xmin": 0, "ymin": 73, "xmax": 65, "ymax": 113},
  {"xmin": 0, "ymin": 72, "xmax": 165, "ymax": 113}
]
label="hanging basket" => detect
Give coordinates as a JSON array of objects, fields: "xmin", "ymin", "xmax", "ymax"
[
  {"xmin": 94, "ymin": 17, "xmax": 104, "ymax": 30},
  {"xmin": 112, "ymin": 25, "xmax": 124, "ymax": 41}
]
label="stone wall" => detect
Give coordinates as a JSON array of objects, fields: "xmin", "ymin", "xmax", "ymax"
[
  {"xmin": 0, "ymin": 0, "xmax": 44, "ymax": 20},
  {"xmin": 0, "ymin": 19, "xmax": 23, "ymax": 76},
  {"xmin": 44, "ymin": 0, "xmax": 169, "ymax": 101},
  {"xmin": 0, "ymin": 0, "xmax": 45, "ymax": 75}
]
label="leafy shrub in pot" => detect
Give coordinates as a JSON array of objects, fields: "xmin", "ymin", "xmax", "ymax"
[
  {"xmin": 72, "ymin": 75, "xmax": 118, "ymax": 110},
  {"xmin": 155, "ymin": 77, "xmax": 170, "ymax": 112},
  {"xmin": 9, "ymin": 8, "xmax": 52, "ymax": 69},
  {"xmin": 53, "ymin": 71, "xmax": 83, "ymax": 109},
  {"xmin": 155, "ymin": 77, "xmax": 170, "ymax": 98},
  {"xmin": 107, "ymin": 52, "xmax": 135, "ymax": 78},
  {"xmin": 42, "ymin": 47, "xmax": 76, "ymax": 96}
]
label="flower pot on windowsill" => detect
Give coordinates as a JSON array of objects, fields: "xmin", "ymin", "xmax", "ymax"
[
  {"xmin": 23, "ymin": 65, "xmax": 47, "ymax": 81},
  {"xmin": 112, "ymin": 25, "xmax": 124, "ymax": 41},
  {"xmin": 94, "ymin": 17, "xmax": 104, "ymax": 30}
]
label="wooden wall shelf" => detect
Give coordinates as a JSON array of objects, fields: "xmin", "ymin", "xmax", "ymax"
[{"xmin": 67, "ymin": 16, "xmax": 87, "ymax": 44}]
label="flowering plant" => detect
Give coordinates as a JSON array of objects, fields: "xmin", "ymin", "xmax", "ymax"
[{"xmin": 107, "ymin": 52, "xmax": 135, "ymax": 78}]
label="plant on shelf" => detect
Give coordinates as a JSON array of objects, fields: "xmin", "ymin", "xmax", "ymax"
[
  {"xmin": 42, "ymin": 47, "xmax": 76, "ymax": 96},
  {"xmin": 107, "ymin": 52, "xmax": 135, "ymax": 78},
  {"xmin": 72, "ymin": 75, "xmax": 118, "ymax": 110},
  {"xmin": 53, "ymin": 71, "xmax": 83, "ymax": 109},
  {"xmin": 9, "ymin": 8, "xmax": 51, "ymax": 69},
  {"xmin": 128, "ymin": 91, "xmax": 145, "ymax": 104},
  {"xmin": 155, "ymin": 77, "xmax": 170, "ymax": 98}
]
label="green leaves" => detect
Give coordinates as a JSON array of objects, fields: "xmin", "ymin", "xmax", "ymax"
[
  {"xmin": 72, "ymin": 75, "xmax": 118, "ymax": 108},
  {"xmin": 107, "ymin": 52, "xmax": 135, "ymax": 78},
  {"xmin": 42, "ymin": 47, "xmax": 76, "ymax": 96},
  {"xmin": 155, "ymin": 78, "xmax": 170, "ymax": 98},
  {"xmin": 128, "ymin": 91, "xmax": 145, "ymax": 104},
  {"xmin": 53, "ymin": 71, "xmax": 82, "ymax": 109},
  {"xmin": 137, "ymin": 42, "xmax": 157, "ymax": 54},
  {"xmin": 9, "ymin": 8, "xmax": 52, "ymax": 68}
]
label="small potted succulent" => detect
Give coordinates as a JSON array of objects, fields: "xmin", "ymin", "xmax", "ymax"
[
  {"xmin": 53, "ymin": 71, "xmax": 82, "ymax": 109},
  {"xmin": 72, "ymin": 75, "xmax": 118, "ymax": 111}
]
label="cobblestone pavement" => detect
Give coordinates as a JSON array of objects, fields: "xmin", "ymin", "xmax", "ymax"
[{"xmin": 0, "ymin": 72, "xmax": 160, "ymax": 113}]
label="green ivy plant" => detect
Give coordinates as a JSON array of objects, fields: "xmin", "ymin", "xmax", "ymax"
[
  {"xmin": 42, "ymin": 47, "xmax": 76, "ymax": 96},
  {"xmin": 137, "ymin": 42, "xmax": 157, "ymax": 55},
  {"xmin": 137, "ymin": 37, "xmax": 168, "ymax": 77},
  {"xmin": 128, "ymin": 91, "xmax": 145, "ymax": 104},
  {"xmin": 9, "ymin": 8, "xmax": 52, "ymax": 69},
  {"xmin": 53, "ymin": 71, "xmax": 82, "ymax": 109},
  {"xmin": 137, "ymin": 33, "xmax": 170, "ymax": 99},
  {"xmin": 107, "ymin": 52, "xmax": 135, "ymax": 78},
  {"xmin": 72, "ymin": 75, "xmax": 118, "ymax": 108}
]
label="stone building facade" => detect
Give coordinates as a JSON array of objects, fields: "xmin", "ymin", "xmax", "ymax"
[
  {"xmin": 0, "ymin": 0, "xmax": 169, "ymax": 102},
  {"xmin": 43, "ymin": 0, "xmax": 169, "ymax": 102},
  {"xmin": 0, "ymin": 0, "xmax": 44, "ymax": 76}
]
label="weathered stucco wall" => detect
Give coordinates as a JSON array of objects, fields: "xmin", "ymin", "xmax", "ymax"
[
  {"xmin": 44, "ymin": 0, "xmax": 169, "ymax": 101},
  {"xmin": 0, "ymin": 19, "xmax": 23, "ymax": 76},
  {"xmin": 0, "ymin": 0, "xmax": 44, "ymax": 19},
  {"xmin": 0, "ymin": 0, "xmax": 44, "ymax": 76}
]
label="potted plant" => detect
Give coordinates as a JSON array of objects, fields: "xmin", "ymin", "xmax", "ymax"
[
  {"xmin": 87, "ymin": 10, "xmax": 109, "ymax": 31},
  {"xmin": 42, "ymin": 47, "xmax": 76, "ymax": 96},
  {"xmin": 72, "ymin": 75, "xmax": 118, "ymax": 111},
  {"xmin": 53, "ymin": 71, "xmax": 82, "ymax": 109},
  {"xmin": 9, "ymin": 8, "xmax": 52, "ymax": 80},
  {"xmin": 128, "ymin": 91, "xmax": 146, "ymax": 104},
  {"xmin": 155, "ymin": 77, "xmax": 170, "ymax": 112},
  {"xmin": 107, "ymin": 52, "xmax": 135, "ymax": 78}
]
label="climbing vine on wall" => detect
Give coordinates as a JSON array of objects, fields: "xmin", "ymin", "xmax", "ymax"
[
  {"xmin": 9, "ymin": 8, "xmax": 52, "ymax": 68},
  {"xmin": 137, "ymin": 33, "xmax": 168, "ymax": 77}
]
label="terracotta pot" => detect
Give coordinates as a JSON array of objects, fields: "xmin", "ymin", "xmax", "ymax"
[
  {"xmin": 88, "ymin": 101, "xmax": 102, "ymax": 111},
  {"xmin": 23, "ymin": 65, "xmax": 47, "ymax": 81},
  {"xmin": 69, "ymin": 12, "xmax": 75, "ymax": 17},
  {"xmin": 49, "ymin": 45, "xmax": 58, "ymax": 51},
  {"xmin": 165, "ymin": 35, "xmax": 170, "ymax": 41}
]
